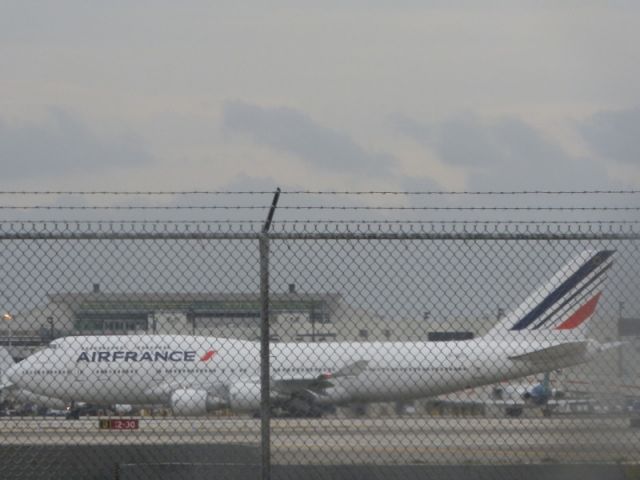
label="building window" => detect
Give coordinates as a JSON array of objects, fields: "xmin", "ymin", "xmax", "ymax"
[{"xmin": 427, "ymin": 331, "xmax": 473, "ymax": 342}]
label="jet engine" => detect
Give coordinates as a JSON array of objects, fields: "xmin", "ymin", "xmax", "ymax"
[
  {"xmin": 229, "ymin": 381, "xmax": 262, "ymax": 411},
  {"xmin": 112, "ymin": 404, "xmax": 133, "ymax": 415},
  {"xmin": 170, "ymin": 389, "xmax": 225, "ymax": 416}
]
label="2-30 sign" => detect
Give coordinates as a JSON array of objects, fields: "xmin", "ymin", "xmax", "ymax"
[{"xmin": 99, "ymin": 419, "xmax": 139, "ymax": 430}]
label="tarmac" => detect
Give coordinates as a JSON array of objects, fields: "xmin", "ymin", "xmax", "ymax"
[{"xmin": 1, "ymin": 415, "xmax": 638, "ymax": 466}]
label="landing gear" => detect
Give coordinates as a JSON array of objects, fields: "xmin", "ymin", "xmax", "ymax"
[
  {"xmin": 276, "ymin": 397, "xmax": 336, "ymax": 418},
  {"xmin": 65, "ymin": 408, "xmax": 80, "ymax": 420},
  {"xmin": 505, "ymin": 406, "xmax": 523, "ymax": 418},
  {"xmin": 284, "ymin": 398, "xmax": 325, "ymax": 418}
]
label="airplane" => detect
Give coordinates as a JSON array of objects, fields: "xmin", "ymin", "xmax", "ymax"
[
  {"xmin": 429, "ymin": 371, "xmax": 597, "ymax": 418},
  {"xmin": 0, "ymin": 347, "xmax": 66, "ymax": 411},
  {"xmin": 558, "ymin": 376, "xmax": 640, "ymax": 415},
  {"xmin": 490, "ymin": 371, "xmax": 593, "ymax": 417},
  {"xmin": 3, "ymin": 249, "xmax": 622, "ymax": 417},
  {"xmin": 0, "ymin": 347, "xmax": 132, "ymax": 416},
  {"xmin": 499, "ymin": 373, "xmax": 640, "ymax": 418}
]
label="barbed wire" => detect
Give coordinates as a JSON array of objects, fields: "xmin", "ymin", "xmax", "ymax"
[
  {"xmin": 2, "ymin": 219, "xmax": 639, "ymax": 224},
  {"xmin": 0, "ymin": 205, "xmax": 638, "ymax": 211},
  {"xmin": 0, "ymin": 190, "xmax": 638, "ymax": 196}
]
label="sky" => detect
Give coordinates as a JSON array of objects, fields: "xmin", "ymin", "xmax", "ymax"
[
  {"xmin": 0, "ymin": 1, "xmax": 639, "ymax": 199},
  {"xmin": 1, "ymin": 2, "xmax": 638, "ymax": 334}
]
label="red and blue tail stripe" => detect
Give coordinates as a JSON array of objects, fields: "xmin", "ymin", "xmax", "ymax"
[{"xmin": 510, "ymin": 250, "xmax": 614, "ymax": 331}]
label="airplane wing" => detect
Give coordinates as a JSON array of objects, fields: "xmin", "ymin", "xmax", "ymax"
[
  {"xmin": 273, "ymin": 360, "xmax": 368, "ymax": 397},
  {"xmin": 0, "ymin": 380, "xmax": 13, "ymax": 390},
  {"xmin": 0, "ymin": 347, "xmax": 15, "ymax": 391},
  {"xmin": 0, "ymin": 378, "xmax": 20, "ymax": 405},
  {"xmin": 145, "ymin": 376, "xmax": 229, "ymax": 399},
  {"xmin": 145, "ymin": 360, "xmax": 369, "ymax": 402}
]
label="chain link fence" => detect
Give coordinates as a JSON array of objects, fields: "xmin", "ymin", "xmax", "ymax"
[{"xmin": 0, "ymin": 217, "xmax": 639, "ymax": 479}]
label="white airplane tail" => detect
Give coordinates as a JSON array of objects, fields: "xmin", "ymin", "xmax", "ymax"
[{"xmin": 485, "ymin": 250, "xmax": 615, "ymax": 338}]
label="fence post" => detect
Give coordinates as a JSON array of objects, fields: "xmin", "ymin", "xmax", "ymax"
[
  {"xmin": 259, "ymin": 233, "xmax": 271, "ymax": 480},
  {"xmin": 260, "ymin": 187, "xmax": 280, "ymax": 480}
]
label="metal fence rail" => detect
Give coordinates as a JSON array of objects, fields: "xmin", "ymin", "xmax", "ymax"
[{"xmin": 0, "ymin": 219, "xmax": 638, "ymax": 479}]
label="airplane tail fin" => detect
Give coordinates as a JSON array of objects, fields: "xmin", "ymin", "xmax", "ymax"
[
  {"xmin": 485, "ymin": 250, "xmax": 615, "ymax": 338},
  {"xmin": 541, "ymin": 371, "xmax": 551, "ymax": 392}
]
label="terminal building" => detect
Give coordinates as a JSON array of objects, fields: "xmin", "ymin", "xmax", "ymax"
[{"xmin": 3, "ymin": 285, "xmax": 497, "ymax": 359}]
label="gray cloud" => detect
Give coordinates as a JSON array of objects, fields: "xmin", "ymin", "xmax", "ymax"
[
  {"xmin": 393, "ymin": 113, "xmax": 610, "ymax": 190},
  {"xmin": 580, "ymin": 107, "xmax": 640, "ymax": 166},
  {"xmin": 389, "ymin": 114, "xmax": 431, "ymax": 141},
  {"xmin": 222, "ymin": 101, "xmax": 396, "ymax": 176},
  {"xmin": 398, "ymin": 176, "xmax": 441, "ymax": 194},
  {"xmin": 0, "ymin": 108, "xmax": 151, "ymax": 181},
  {"xmin": 430, "ymin": 115, "xmax": 499, "ymax": 168}
]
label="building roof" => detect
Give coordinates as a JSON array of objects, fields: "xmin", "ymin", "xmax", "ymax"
[{"xmin": 48, "ymin": 292, "xmax": 343, "ymax": 317}]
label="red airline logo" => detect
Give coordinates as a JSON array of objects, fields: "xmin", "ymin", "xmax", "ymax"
[{"xmin": 200, "ymin": 350, "xmax": 217, "ymax": 361}]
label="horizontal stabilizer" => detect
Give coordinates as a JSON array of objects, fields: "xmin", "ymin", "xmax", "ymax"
[
  {"xmin": 599, "ymin": 341, "xmax": 626, "ymax": 352},
  {"xmin": 509, "ymin": 341, "xmax": 588, "ymax": 365}
]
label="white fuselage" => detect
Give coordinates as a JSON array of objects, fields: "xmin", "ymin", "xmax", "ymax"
[{"xmin": 6, "ymin": 333, "xmax": 596, "ymax": 411}]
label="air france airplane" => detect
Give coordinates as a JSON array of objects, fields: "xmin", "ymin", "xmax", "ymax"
[
  {"xmin": 3, "ymin": 250, "xmax": 619, "ymax": 416},
  {"xmin": 0, "ymin": 347, "xmax": 66, "ymax": 410}
]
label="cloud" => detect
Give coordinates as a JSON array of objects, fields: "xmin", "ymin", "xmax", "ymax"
[
  {"xmin": 398, "ymin": 175, "xmax": 442, "ymax": 194},
  {"xmin": 393, "ymin": 113, "xmax": 611, "ymax": 190},
  {"xmin": 389, "ymin": 114, "xmax": 431, "ymax": 147},
  {"xmin": 0, "ymin": 108, "xmax": 152, "ymax": 181},
  {"xmin": 222, "ymin": 101, "xmax": 396, "ymax": 177},
  {"xmin": 580, "ymin": 107, "xmax": 640, "ymax": 166}
]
